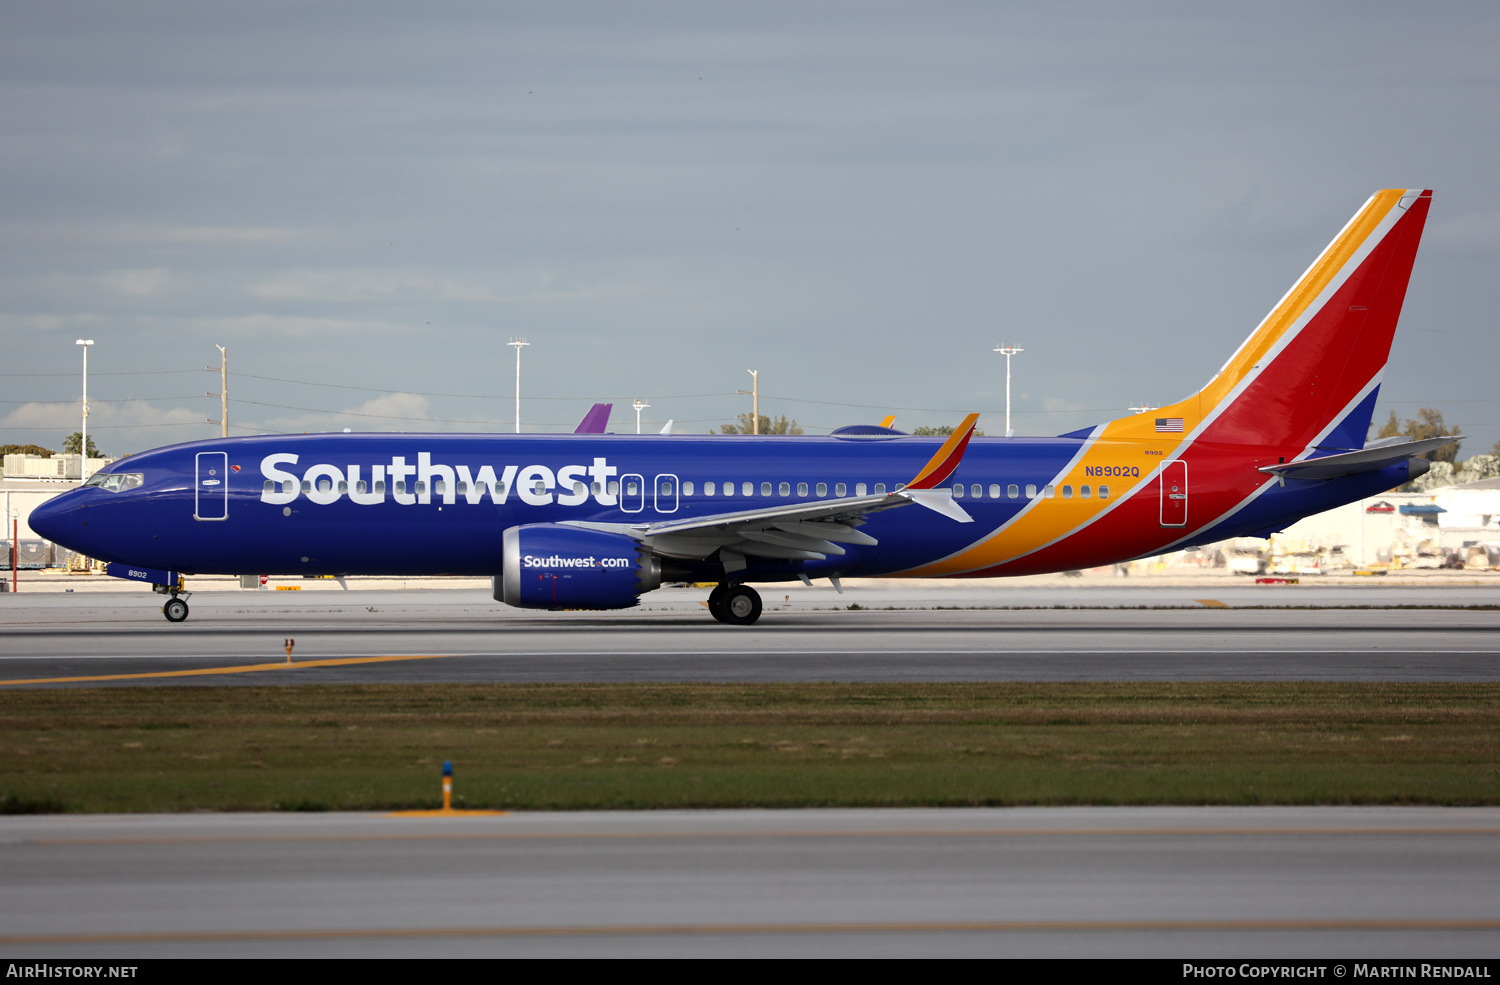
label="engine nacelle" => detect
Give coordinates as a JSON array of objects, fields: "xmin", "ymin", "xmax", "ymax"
[{"xmin": 496, "ymin": 523, "xmax": 661, "ymax": 610}]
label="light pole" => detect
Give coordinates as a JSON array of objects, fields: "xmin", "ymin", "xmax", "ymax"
[
  {"xmin": 736, "ymin": 370, "xmax": 759, "ymax": 434},
  {"xmin": 508, "ymin": 339, "xmax": 529, "ymax": 434},
  {"xmin": 75, "ymin": 339, "xmax": 94, "ymax": 477},
  {"xmin": 992, "ymin": 345, "xmax": 1022, "ymax": 438},
  {"xmin": 207, "ymin": 345, "xmax": 228, "ymax": 437},
  {"xmin": 632, "ymin": 399, "xmax": 650, "ymax": 434}
]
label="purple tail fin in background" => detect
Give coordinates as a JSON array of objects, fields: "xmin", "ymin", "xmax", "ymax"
[{"xmin": 574, "ymin": 403, "xmax": 613, "ymax": 434}]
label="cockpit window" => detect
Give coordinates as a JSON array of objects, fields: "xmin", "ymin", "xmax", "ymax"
[{"xmin": 84, "ymin": 472, "xmax": 144, "ymax": 493}]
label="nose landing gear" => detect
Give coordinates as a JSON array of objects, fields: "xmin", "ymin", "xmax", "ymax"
[
  {"xmin": 162, "ymin": 597, "xmax": 189, "ymax": 623},
  {"xmin": 707, "ymin": 583, "xmax": 762, "ymax": 626},
  {"xmin": 152, "ymin": 582, "xmax": 191, "ymax": 623}
]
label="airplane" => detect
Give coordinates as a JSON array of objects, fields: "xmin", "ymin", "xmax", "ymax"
[{"xmin": 30, "ymin": 189, "xmax": 1447, "ymax": 626}]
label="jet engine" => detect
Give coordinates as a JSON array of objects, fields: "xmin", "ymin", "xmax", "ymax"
[{"xmin": 495, "ymin": 523, "xmax": 661, "ymax": 610}]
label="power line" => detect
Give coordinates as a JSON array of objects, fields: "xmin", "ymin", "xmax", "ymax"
[
  {"xmin": 0, "ymin": 370, "xmax": 202, "ymax": 378},
  {"xmin": 0, "ymin": 396, "xmax": 208, "ymax": 405}
]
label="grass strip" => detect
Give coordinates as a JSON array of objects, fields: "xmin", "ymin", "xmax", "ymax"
[{"xmin": 1, "ymin": 682, "xmax": 1496, "ymax": 813}]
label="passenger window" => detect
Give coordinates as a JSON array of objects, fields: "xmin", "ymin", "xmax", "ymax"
[
  {"xmin": 660, "ymin": 480, "xmax": 674, "ymax": 496},
  {"xmin": 874, "ymin": 483, "xmax": 886, "ymax": 494},
  {"xmin": 263, "ymin": 480, "xmax": 275, "ymax": 494},
  {"xmin": 855, "ymin": 483, "xmax": 867, "ymax": 496},
  {"xmin": 952, "ymin": 483, "xmax": 964, "ymax": 498},
  {"xmin": 416, "ymin": 481, "xmax": 427, "ymax": 496},
  {"xmin": 1099, "ymin": 485, "xmax": 1110, "ymax": 499},
  {"xmin": 761, "ymin": 482, "xmax": 771, "ymax": 496},
  {"xmin": 797, "ymin": 482, "xmax": 808, "ymax": 496},
  {"xmin": 375, "ymin": 481, "xmax": 385, "ymax": 494},
  {"xmin": 816, "ymin": 482, "xmax": 827, "ymax": 497},
  {"xmin": 1008, "ymin": 484, "xmax": 1019, "ymax": 499},
  {"xmin": 972, "ymin": 484, "xmax": 982, "ymax": 498},
  {"xmin": 607, "ymin": 481, "xmax": 618, "ymax": 496},
  {"xmin": 835, "ymin": 482, "xmax": 847, "ymax": 497},
  {"xmin": 1025, "ymin": 484, "xmax": 1037, "ymax": 499},
  {"xmin": 1061, "ymin": 485, "xmax": 1073, "ymax": 499},
  {"xmin": 1045, "ymin": 484, "xmax": 1056, "ymax": 498},
  {"xmin": 357, "ymin": 481, "xmax": 369, "ymax": 494},
  {"xmin": 704, "ymin": 481, "xmax": 715, "ymax": 496},
  {"xmin": 683, "ymin": 481, "xmax": 694, "ymax": 496},
  {"xmin": 338, "ymin": 481, "xmax": 348, "ymax": 494},
  {"xmin": 779, "ymin": 482, "xmax": 791, "ymax": 496},
  {"xmin": 301, "ymin": 480, "xmax": 312, "ymax": 494},
  {"xmin": 1081, "ymin": 485, "xmax": 1091, "ymax": 499},
  {"xmin": 626, "ymin": 481, "xmax": 638, "ymax": 496},
  {"xmin": 456, "ymin": 481, "xmax": 467, "ymax": 495}
]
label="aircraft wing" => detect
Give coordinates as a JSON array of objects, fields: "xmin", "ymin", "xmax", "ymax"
[
  {"xmin": 562, "ymin": 414, "xmax": 981, "ymax": 570},
  {"xmin": 1258, "ymin": 435, "xmax": 1461, "ymax": 481}
]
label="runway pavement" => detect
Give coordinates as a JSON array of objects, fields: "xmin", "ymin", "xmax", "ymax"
[
  {"xmin": 1, "ymin": 585, "xmax": 1498, "ymax": 685},
  {"xmin": 0, "ymin": 806, "xmax": 1496, "ymax": 958}
]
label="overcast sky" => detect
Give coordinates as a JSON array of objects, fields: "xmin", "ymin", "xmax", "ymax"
[{"xmin": 3, "ymin": 2, "xmax": 1497, "ymax": 456}]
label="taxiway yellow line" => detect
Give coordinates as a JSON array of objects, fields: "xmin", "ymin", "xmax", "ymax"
[
  {"xmin": 2, "ymin": 918, "xmax": 1498, "ymax": 945},
  {"xmin": 0, "ymin": 652, "xmax": 458, "ymax": 687}
]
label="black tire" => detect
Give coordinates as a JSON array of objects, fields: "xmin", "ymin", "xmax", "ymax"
[
  {"xmin": 707, "ymin": 585, "xmax": 730, "ymax": 623},
  {"xmin": 721, "ymin": 585, "xmax": 762, "ymax": 626},
  {"xmin": 162, "ymin": 598, "xmax": 189, "ymax": 623}
]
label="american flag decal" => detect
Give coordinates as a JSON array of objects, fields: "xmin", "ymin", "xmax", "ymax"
[{"xmin": 1155, "ymin": 418, "xmax": 1184, "ymax": 433}]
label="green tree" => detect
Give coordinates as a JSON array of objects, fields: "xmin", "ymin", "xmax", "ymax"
[
  {"xmin": 61, "ymin": 432, "xmax": 104, "ymax": 458},
  {"xmin": 713, "ymin": 413, "xmax": 803, "ymax": 435},
  {"xmin": 911, "ymin": 425, "xmax": 987, "ymax": 437},
  {"xmin": 1375, "ymin": 408, "xmax": 1460, "ymax": 463},
  {"xmin": 0, "ymin": 444, "xmax": 54, "ymax": 458}
]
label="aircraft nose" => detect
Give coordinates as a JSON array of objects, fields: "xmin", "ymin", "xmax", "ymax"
[{"xmin": 27, "ymin": 492, "xmax": 77, "ymax": 544}]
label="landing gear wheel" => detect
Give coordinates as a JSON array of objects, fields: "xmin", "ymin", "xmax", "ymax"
[
  {"xmin": 162, "ymin": 597, "xmax": 189, "ymax": 623},
  {"xmin": 721, "ymin": 585, "xmax": 762, "ymax": 626},
  {"xmin": 707, "ymin": 585, "xmax": 730, "ymax": 623}
]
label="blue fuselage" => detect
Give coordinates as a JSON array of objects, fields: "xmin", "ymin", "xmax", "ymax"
[{"xmin": 30, "ymin": 431, "xmax": 1406, "ymax": 584}]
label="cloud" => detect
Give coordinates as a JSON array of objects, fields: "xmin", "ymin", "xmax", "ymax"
[
  {"xmin": 244, "ymin": 266, "xmax": 614, "ymax": 304},
  {"xmin": 0, "ymin": 399, "xmax": 208, "ymax": 454},
  {"xmin": 0, "ymin": 222, "xmax": 315, "ymax": 247},
  {"xmin": 99, "ymin": 268, "xmax": 172, "ymax": 297}
]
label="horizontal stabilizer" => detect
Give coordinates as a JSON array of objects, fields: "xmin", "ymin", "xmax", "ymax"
[{"xmin": 1258, "ymin": 435, "xmax": 1460, "ymax": 481}]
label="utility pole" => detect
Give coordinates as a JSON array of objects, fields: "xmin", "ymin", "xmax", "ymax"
[
  {"xmin": 736, "ymin": 369, "xmax": 760, "ymax": 435},
  {"xmin": 508, "ymin": 339, "xmax": 529, "ymax": 434},
  {"xmin": 632, "ymin": 399, "xmax": 650, "ymax": 434},
  {"xmin": 75, "ymin": 339, "xmax": 94, "ymax": 477},
  {"xmin": 206, "ymin": 345, "xmax": 228, "ymax": 437},
  {"xmin": 993, "ymin": 345, "xmax": 1023, "ymax": 438}
]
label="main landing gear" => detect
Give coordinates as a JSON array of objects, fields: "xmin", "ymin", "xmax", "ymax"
[{"xmin": 707, "ymin": 583, "xmax": 762, "ymax": 626}]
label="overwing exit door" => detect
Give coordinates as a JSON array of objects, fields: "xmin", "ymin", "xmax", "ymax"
[
  {"xmin": 1159, "ymin": 460, "xmax": 1187, "ymax": 527},
  {"xmin": 195, "ymin": 452, "xmax": 228, "ymax": 521}
]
